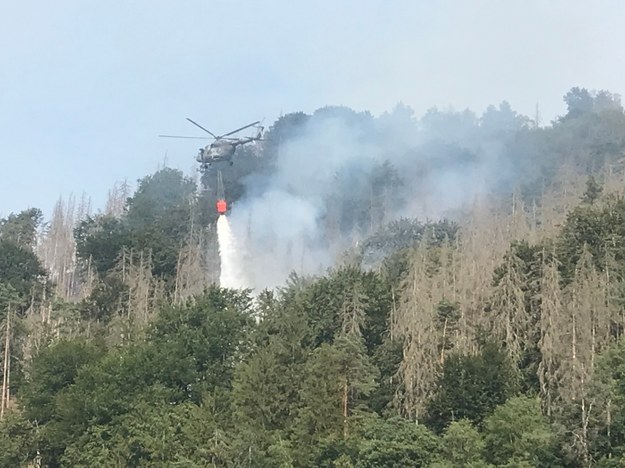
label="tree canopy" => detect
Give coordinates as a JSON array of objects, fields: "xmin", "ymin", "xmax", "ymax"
[{"xmin": 4, "ymin": 89, "xmax": 625, "ymax": 466}]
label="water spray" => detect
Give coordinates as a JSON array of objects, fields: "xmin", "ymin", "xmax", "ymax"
[
  {"xmin": 215, "ymin": 171, "xmax": 247, "ymax": 289},
  {"xmin": 217, "ymin": 215, "xmax": 246, "ymax": 288}
]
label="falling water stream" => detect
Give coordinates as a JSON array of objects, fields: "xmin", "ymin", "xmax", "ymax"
[{"xmin": 216, "ymin": 215, "xmax": 247, "ymax": 289}]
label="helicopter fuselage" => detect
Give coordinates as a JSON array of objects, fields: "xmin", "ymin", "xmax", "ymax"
[
  {"xmin": 196, "ymin": 140, "xmax": 237, "ymax": 165},
  {"xmin": 195, "ymin": 132, "xmax": 261, "ymax": 167},
  {"xmin": 161, "ymin": 118, "xmax": 263, "ymax": 170}
]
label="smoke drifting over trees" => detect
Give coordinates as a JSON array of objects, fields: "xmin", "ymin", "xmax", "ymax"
[
  {"xmin": 4, "ymin": 87, "xmax": 625, "ymax": 465},
  {"xmin": 226, "ymin": 89, "xmax": 625, "ymax": 290}
]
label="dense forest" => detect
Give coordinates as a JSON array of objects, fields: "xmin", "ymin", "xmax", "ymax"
[{"xmin": 2, "ymin": 87, "xmax": 625, "ymax": 466}]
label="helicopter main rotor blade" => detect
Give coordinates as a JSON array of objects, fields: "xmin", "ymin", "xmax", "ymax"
[
  {"xmin": 159, "ymin": 135, "xmax": 212, "ymax": 139},
  {"xmin": 186, "ymin": 118, "xmax": 218, "ymax": 138},
  {"xmin": 221, "ymin": 121, "xmax": 261, "ymax": 138}
]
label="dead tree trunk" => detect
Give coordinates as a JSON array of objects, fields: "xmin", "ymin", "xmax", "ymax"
[{"xmin": 1, "ymin": 306, "xmax": 10, "ymax": 419}]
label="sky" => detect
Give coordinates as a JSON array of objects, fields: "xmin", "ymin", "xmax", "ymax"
[{"xmin": 1, "ymin": 0, "xmax": 625, "ymax": 218}]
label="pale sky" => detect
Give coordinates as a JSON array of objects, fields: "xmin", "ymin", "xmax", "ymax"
[{"xmin": 1, "ymin": 0, "xmax": 624, "ymax": 217}]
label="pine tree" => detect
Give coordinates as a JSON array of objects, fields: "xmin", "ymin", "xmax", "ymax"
[
  {"xmin": 581, "ymin": 175, "xmax": 603, "ymax": 205},
  {"xmin": 173, "ymin": 231, "xmax": 211, "ymax": 305},
  {"xmin": 538, "ymin": 255, "xmax": 564, "ymax": 417},
  {"xmin": 104, "ymin": 179, "xmax": 131, "ymax": 218},
  {"xmin": 490, "ymin": 250, "xmax": 531, "ymax": 365},
  {"xmin": 560, "ymin": 246, "xmax": 612, "ymax": 463},
  {"xmin": 0, "ymin": 284, "xmax": 20, "ymax": 419},
  {"xmin": 36, "ymin": 195, "xmax": 90, "ymax": 299},
  {"xmin": 392, "ymin": 235, "xmax": 443, "ymax": 421}
]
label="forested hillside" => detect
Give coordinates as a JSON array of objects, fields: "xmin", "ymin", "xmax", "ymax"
[{"xmin": 2, "ymin": 88, "xmax": 625, "ymax": 466}]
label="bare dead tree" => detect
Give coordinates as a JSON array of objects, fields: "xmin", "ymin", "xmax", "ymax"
[
  {"xmin": 104, "ymin": 179, "xmax": 131, "ymax": 218},
  {"xmin": 174, "ymin": 231, "xmax": 210, "ymax": 305},
  {"xmin": 453, "ymin": 205, "xmax": 503, "ymax": 355},
  {"xmin": 538, "ymin": 255, "xmax": 564, "ymax": 417},
  {"xmin": 554, "ymin": 247, "xmax": 612, "ymax": 464},
  {"xmin": 36, "ymin": 194, "xmax": 91, "ymax": 300},
  {"xmin": 490, "ymin": 251, "xmax": 531, "ymax": 365},
  {"xmin": 392, "ymin": 235, "xmax": 445, "ymax": 421},
  {"xmin": 0, "ymin": 305, "xmax": 11, "ymax": 419},
  {"xmin": 108, "ymin": 249, "xmax": 164, "ymax": 345}
]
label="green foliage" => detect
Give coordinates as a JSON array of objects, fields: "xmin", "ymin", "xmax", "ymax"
[
  {"xmin": 20, "ymin": 287, "xmax": 253, "ymax": 466},
  {"xmin": 438, "ymin": 419, "xmax": 486, "ymax": 466},
  {"xmin": 264, "ymin": 111, "xmax": 310, "ymax": 159},
  {"xmin": 0, "ymin": 208, "xmax": 42, "ymax": 248},
  {"xmin": 125, "ymin": 168, "xmax": 197, "ymax": 277},
  {"xmin": 352, "ymin": 416, "xmax": 440, "ymax": 468},
  {"xmin": 493, "ymin": 240, "xmax": 543, "ymax": 293},
  {"xmin": 269, "ymin": 267, "xmax": 393, "ymax": 355},
  {"xmin": 21, "ymin": 338, "xmax": 105, "ymax": 423},
  {"xmin": 78, "ymin": 273, "xmax": 127, "ymax": 321},
  {"xmin": 75, "ymin": 215, "xmax": 130, "ymax": 276},
  {"xmin": 557, "ymin": 196, "xmax": 625, "ymax": 281},
  {"xmin": 75, "ymin": 168, "xmax": 198, "ymax": 280},
  {"xmin": 0, "ymin": 239, "xmax": 47, "ymax": 311},
  {"xmin": 582, "ymin": 175, "xmax": 604, "ymax": 205},
  {"xmin": 265, "ymin": 438, "xmax": 297, "ymax": 467},
  {"xmin": 17, "ymin": 338, "xmax": 105, "ymax": 465},
  {"xmin": 330, "ymin": 159, "xmax": 404, "ymax": 237},
  {"xmin": 480, "ymin": 100, "xmax": 528, "ymax": 138},
  {"xmin": 505, "ymin": 87, "xmax": 625, "ymax": 199},
  {"xmin": 369, "ymin": 338, "xmax": 403, "ymax": 414},
  {"xmin": 482, "ymin": 396, "xmax": 559, "ymax": 466},
  {"xmin": 9, "ymin": 95, "xmax": 625, "ymax": 465},
  {"xmin": 0, "ymin": 410, "xmax": 38, "ymax": 467},
  {"xmin": 294, "ymin": 336, "xmax": 379, "ymax": 455},
  {"xmin": 426, "ymin": 342, "xmax": 519, "ymax": 432},
  {"xmin": 233, "ymin": 339, "xmax": 306, "ymax": 435},
  {"xmin": 0, "ymin": 282, "xmax": 21, "ymax": 313},
  {"xmin": 148, "ymin": 286, "xmax": 255, "ymax": 394},
  {"xmin": 596, "ymin": 456, "xmax": 625, "ymax": 468},
  {"xmin": 60, "ymin": 401, "xmax": 231, "ymax": 467},
  {"xmin": 360, "ymin": 218, "xmax": 458, "ymax": 274},
  {"xmin": 305, "ymin": 267, "xmax": 393, "ymax": 352},
  {"xmin": 563, "ymin": 87, "xmax": 623, "ymax": 120},
  {"xmin": 126, "ymin": 168, "xmax": 195, "ymax": 222},
  {"xmin": 52, "ymin": 349, "xmax": 179, "ymax": 463},
  {"xmin": 231, "ymin": 284, "xmax": 311, "ymax": 449},
  {"xmin": 491, "ymin": 240, "xmax": 548, "ymax": 392},
  {"xmin": 232, "ymin": 270, "xmax": 392, "ymax": 464},
  {"xmin": 589, "ymin": 339, "xmax": 625, "ymax": 461},
  {"xmin": 563, "ymin": 87, "xmax": 595, "ymax": 119},
  {"xmin": 313, "ymin": 415, "xmax": 441, "ymax": 467}
]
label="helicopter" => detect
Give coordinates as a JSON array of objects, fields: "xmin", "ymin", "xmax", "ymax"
[{"xmin": 160, "ymin": 118, "xmax": 264, "ymax": 171}]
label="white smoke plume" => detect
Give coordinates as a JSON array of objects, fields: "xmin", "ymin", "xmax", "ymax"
[{"xmin": 225, "ymin": 103, "xmax": 526, "ymax": 291}]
